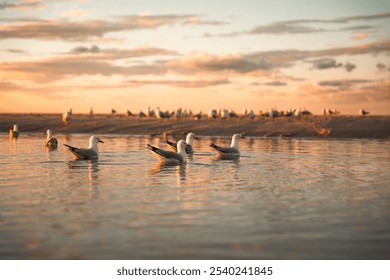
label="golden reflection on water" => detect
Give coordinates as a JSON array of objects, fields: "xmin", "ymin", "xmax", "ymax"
[
  {"xmin": 66, "ymin": 159, "xmax": 100, "ymax": 199},
  {"xmin": 1, "ymin": 134, "xmax": 390, "ymax": 259}
]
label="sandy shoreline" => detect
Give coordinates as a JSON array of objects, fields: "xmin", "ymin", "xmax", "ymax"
[{"xmin": 1, "ymin": 113, "xmax": 390, "ymax": 139}]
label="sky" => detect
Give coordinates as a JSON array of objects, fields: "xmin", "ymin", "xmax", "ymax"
[{"xmin": 1, "ymin": 0, "xmax": 390, "ymax": 115}]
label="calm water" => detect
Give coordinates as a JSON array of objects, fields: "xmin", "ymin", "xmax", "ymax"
[{"xmin": 1, "ymin": 134, "xmax": 390, "ymax": 259}]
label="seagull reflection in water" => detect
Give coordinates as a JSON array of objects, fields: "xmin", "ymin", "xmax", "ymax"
[{"xmin": 67, "ymin": 159, "xmax": 100, "ymax": 199}]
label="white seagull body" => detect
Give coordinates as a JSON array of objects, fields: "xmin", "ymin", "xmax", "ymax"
[
  {"xmin": 146, "ymin": 139, "xmax": 187, "ymax": 164},
  {"xmin": 64, "ymin": 135, "xmax": 104, "ymax": 160},
  {"xmin": 209, "ymin": 134, "xmax": 245, "ymax": 156}
]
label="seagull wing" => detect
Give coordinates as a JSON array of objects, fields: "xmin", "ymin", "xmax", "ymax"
[
  {"xmin": 146, "ymin": 144, "xmax": 183, "ymax": 163},
  {"xmin": 64, "ymin": 144, "xmax": 98, "ymax": 160},
  {"xmin": 209, "ymin": 143, "xmax": 239, "ymax": 155}
]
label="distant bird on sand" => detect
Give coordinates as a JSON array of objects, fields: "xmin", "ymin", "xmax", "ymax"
[
  {"xmin": 125, "ymin": 109, "xmax": 134, "ymax": 117},
  {"xmin": 156, "ymin": 107, "xmax": 167, "ymax": 120},
  {"xmin": 208, "ymin": 109, "xmax": 217, "ymax": 119},
  {"xmin": 64, "ymin": 136, "xmax": 104, "ymax": 160},
  {"xmin": 164, "ymin": 132, "xmax": 199, "ymax": 154},
  {"xmin": 111, "ymin": 108, "xmax": 116, "ymax": 114},
  {"xmin": 209, "ymin": 133, "xmax": 245, "ymax": 156},
  {"xmin": 358, "ymin": 108, "xmax": 369, "ymax": 116},
  {"xmin": 146, "ymin": 140, "xmax": 187, "ymax": 164},
  {"xmin": 194, "ymin": 111, "xmax": 202, "ymax": 120},
  {"xmin": 9, "ymin": 124, "xmax": 19, "ymax": 139},
  {"xmin": 45, "ymin": 129, "xmax": 58, "ymax": 149}
]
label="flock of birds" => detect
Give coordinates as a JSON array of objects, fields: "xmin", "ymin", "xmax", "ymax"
[
  {"xmin": 8, "ymin": 106, "xmax": 371, "ymax": 163},
  {"xmin": 9, "ymin": 125, "xmax": 245, "ymax": 164},
  {"xmin": 60, "ymin": 106, "xmax": 370, "ymax": 126}
]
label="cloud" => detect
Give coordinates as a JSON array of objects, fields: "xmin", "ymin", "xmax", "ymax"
[
  {"xmin": 3, "ymin": 48, "xmax": 26, "ymax": 53},
  {"xmin": 0, "ymin": 80, "xmax": 72, "ymax": 99},
  {"xmin": 310, "ymin": 58, "xmax": 343, "ymax": 69},
  {"xmin": 300, "ymin": 79, "xmax": 390, "ymax": 103},
  {"xmin": 167, "ymin": 51, "xmax": 271, "ymax": 74},
  {"xmin": 0, "ymin": 1, "xmax": 42, "ymax": 10},
  {"xmin": 66, "ymin": 45, "xmax": 179, "ymax": 60},
  {"xmin": 263, "ymin": 81, "xmax": 287, "ymax": 86},
  {"xmin": 318, "ymin": 79, "xmax": 372, "ymax": 89},
  {"xmin": 247, "ymin": 23, "xmax": 321, "ymax": 35},
  {"xmin": 123, "ymin": 78, "xmax": 230, "ymax": 88},
  {"xmin": 2, "ymin": 40, "xmax": 390, "ymax": 83},
  {"xmin": 70, "ymin": 45, "xmax": 100, "ymax": 54},
  {"xmin": 351, "ymin": 33, "xmax": 368, "ymax": 40},
  {"xmin": 376, "ymin": 62, "xmax": 389, "ymax": 72},
  {"xmin": 344, "ymin": 62, "xmax": 356, "ymax": 72},
  {"xmin": 217, "ymin": 12, "xmax": 390, "ymax": 37},
  {"xmin": 0, "ymin": 57, "xmax": 167, "ymax": 82},
  {"xmin": 247, "ymin": 40, "xmax": 390, "ymax": 69},
  {"xmin": 341, "ymin": 12, "xmax": 390, "ymax": 21},
  {"xmin": 182, "ymin": 16, "xmax": 227, "ymax": 26},
  {"xmin": 0, "ymin": 14, "xmax": 217, "ymax": 40}
]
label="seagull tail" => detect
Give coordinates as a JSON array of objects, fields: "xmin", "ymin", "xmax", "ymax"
[
  {"xmin": 146, "ymin": 144, "xmax": 158, "ymax": 152},
  {"xmin": 63, "ymin": 144, "xmax": 76, "ymax": 151}
]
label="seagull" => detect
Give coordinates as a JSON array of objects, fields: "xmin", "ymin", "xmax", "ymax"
[
  {"xmin": 45, "ymin": 129, "xmax": 58, "ymax": 149},
  {"xmin": 64, "ymin": 136, "xmax": 104, "ymax": 160},
  {"xmin": 9, "ymin": 124, "xmax": 19, "ymax": 139},
  {"xmin": 358, "ymin": 108, "xmax": 369, "ymax": 116},
  {"xmin": 125, "ymin": 109, "xmax": 134, "ymax": 117},
  {"xmin": 146, "ymin": 139, "xmax": 187, "ymax": 164},
  {"xmin": 156, "ymin": 107, "xmax": 167, "ymax": 120},
  {"xmin": 62, "ymin": 110, "xmax": 71, "ymax": 125},
  {"xmin": 164, "ymin": 132, "xmax": 199, "ymax": 154},
  {"xmin": 209, "ymin": 133, "xmax": 245, "ymax": 156},
  {"xmin": 194, "ymin": 111, "xmax": 202, "ymax": 120}
]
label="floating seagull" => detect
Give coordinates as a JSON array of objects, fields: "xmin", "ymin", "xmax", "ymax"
[
  {"xmin": 9, "ymin": 124, "xmax": 19, "ymax": 139},
  {"xmin": 209, "ymin": 133, "xmax": 245, "ymax": 156},
  {"xmin": 45, "ymin": 129, "xmax": 58, "ymax": 149},
  {"xmin": 164, "ymin": 132, "xmax": 199, "ymax": 154},
  {"xmin": 64, "ymin": 136, "xmax": 104, "ymax": 160},
  {"xmin": 146, "ymin": 139, "xmax": 187, "ymax": 164}
]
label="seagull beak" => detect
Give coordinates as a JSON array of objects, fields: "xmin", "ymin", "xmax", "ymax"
[
  {"xmin": 241, "ymin": 135, "xmax": 246, "ymax": 139},
  {"xmin": 194, "ymin": 136, "xmax": 200, "ymax": 140},
  {"xmin": 98, "ymin": 139, "xmax": 104, "ymax": 143}
]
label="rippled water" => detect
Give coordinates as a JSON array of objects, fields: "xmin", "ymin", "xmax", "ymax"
[{"xmin": 1, "ymin": 134, "xmax": 390, "ymax": 259}]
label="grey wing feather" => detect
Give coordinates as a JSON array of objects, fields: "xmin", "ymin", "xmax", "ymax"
[
  {"xmin": 210, "ymin": 143, "xmax": 238, "ymax": 154},
  {"xmin": 147, "ymin": 144, "xmax": 183, "ymax": 162},
  {"xmin": 185, "ymin": 144, "xmax": 194, "ymax": 154},
  {"xmin": 64, "ymin": 144, "xmax": 98, "ymax": 159},
  {"xmin": 72, "ymin": 148, "xmax": 98, "ymax": 159}
]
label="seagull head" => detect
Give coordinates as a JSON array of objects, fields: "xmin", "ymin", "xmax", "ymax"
[
  {"xmin": 233, "ymin": 133, "xmax": 245, "ymax": 140},
  {"xmin": 90, "ymin": 135, "xmax": 104, "ymax": 146}
]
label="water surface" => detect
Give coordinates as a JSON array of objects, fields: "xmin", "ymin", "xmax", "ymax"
[{"xmin": 1, "ymin": 134, "xmax": 389, "ymax": 259}]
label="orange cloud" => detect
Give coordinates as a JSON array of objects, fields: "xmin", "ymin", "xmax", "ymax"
[{"xmin": 352, "ymin": 33, "xmax": 368, "ymax": 40}]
